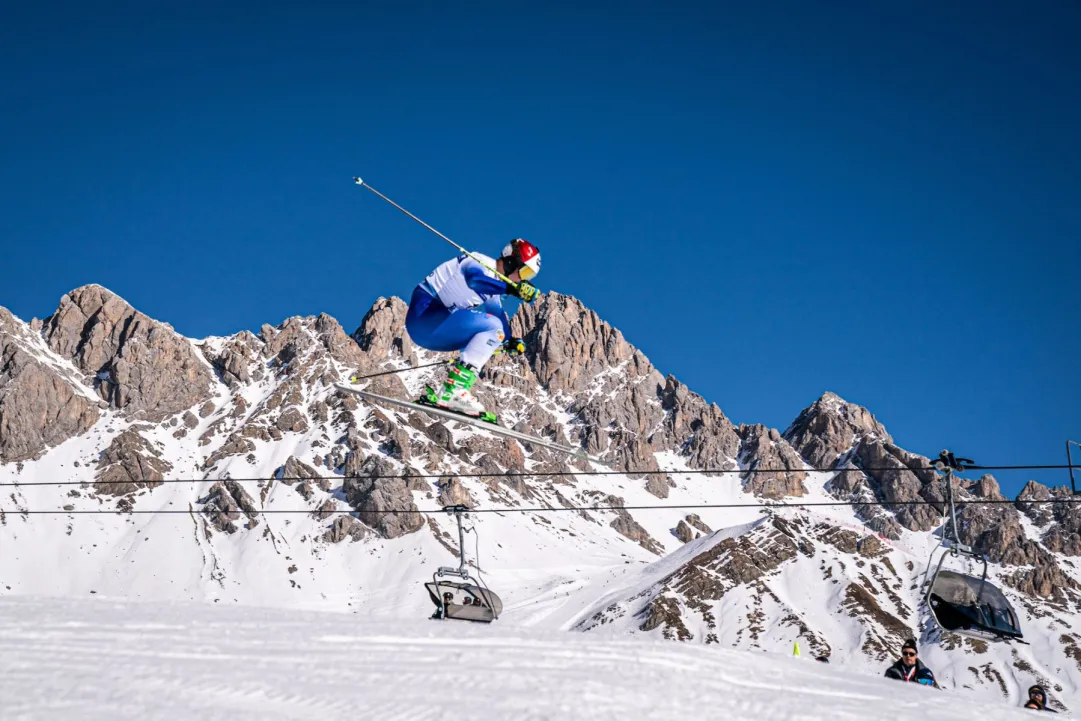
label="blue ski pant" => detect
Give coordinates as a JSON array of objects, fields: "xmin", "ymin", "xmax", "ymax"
[{"xmin": 405, "ymin": 286, "xmax": 506, "ymax": 369}]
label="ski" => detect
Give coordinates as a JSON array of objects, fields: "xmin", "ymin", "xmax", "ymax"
[{"xmin": 334, "ymin": 384, "xmax": 612, "ymax": 467}]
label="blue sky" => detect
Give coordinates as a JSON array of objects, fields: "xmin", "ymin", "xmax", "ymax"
[{"xmin": 1, "ymin": 1, "xmax": 1077, "ymax": 495}]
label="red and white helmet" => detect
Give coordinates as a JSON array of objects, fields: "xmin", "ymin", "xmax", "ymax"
[{"xmin": 500, "ymin": 238, "xmax": 541, "ymax": 281}]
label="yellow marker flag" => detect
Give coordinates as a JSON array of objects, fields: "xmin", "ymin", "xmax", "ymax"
[{"xmin": 793, "ymin": 641, "xmax": 801, "ymax": 657}]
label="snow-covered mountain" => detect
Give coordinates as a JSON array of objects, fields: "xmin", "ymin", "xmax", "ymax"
[{"xmin": 2, "ymin": 284, "xmax": 1079, "ymax": 713}]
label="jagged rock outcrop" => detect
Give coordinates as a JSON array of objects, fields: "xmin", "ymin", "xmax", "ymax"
[
  {"xmin": 353, "ymin": 297, "xmax": 413, "ymax": 361},
  {"xmin": 606, "ymin": 495, "xmax": 664, "ymax": 555},
  {"xmin": 437, "ymin": 477, "xmax": 475, "ymax": 508},
  {"xmin": 685, "ymin": 514, "xmax": 712, "ymax": 535},
  {"xmin": 782, "ymin": 393, "xmax": 939, "ymax": 533},
  {"xmin": 262, "ymin": 313, "xmax": 365, "ymax": 371},
  {"xmin": 856, "ymin": 439, "xmax": 939, "ymax": 532},
  {"xmin": 277, "ymin": 455, "xmax": 322, "ymax": 482},
  {"xmin": 323, "ymin": 515, "xmax": 367, "ymax": 543},
  {"xmin": 276, "ymin": 455, "xmax": 328, "ymax": 500},
  {"xmin": 312, "ymin": 498, "xmax": 338, "ymax": 521},
  {"xmin": 514, "ymin": 293, "xmax": 658, "ymax": 396},
  {"xmin": 618, "ymin": 517, "xmax": 804, "ymax": 643},
  {"xmin": 202, "ymin": 480, "xmax": 260, "ymax": 533},
  {"xmin": 656, "ymin": 376, "xmax": 741, "ymax": 470},
  {"xmin": 342, "ymin": 453, "xmax": 424, "ymax": 539},
  {"xmin": 841, "ymin": 582, "xmax": 912, "ymax": 659},
  {"xmin": 640, "ymin": 596, "xmax": 693, "ymax": 640},
  {"xmin": 689, "ymin": 517, "xmax": 802, "ymax": 589},
  {"xmin": 644, "ymin": 474, "xmax": 671, "ymax": 499},
  {"xmin": 1018, "ymin": 481, "xmax": 1081, "ymax": 555},
  {"xmin": 674, "ymin": 520, "xmax": 695, "ymax": 543},
  {"xmin": 41, "ymin": 285, "xmax": 214, "ymax": 420},
  {"xmin": 0, "ymin": 307, "xmax": 101, "ymax": 462},
  {"xmin": 738, "ymin": 424, "xmax": 808, "ymax": 498},
  {"xmin": 948, "ymin": 475, "xmax": 1079, "ymax": 600},
  {"xmin": 784, "ymin": 391, "xmax": 890, "ymax": 469},
  {"xmin": 201, "ymin": 331, "xmax": 263, "ymax": 389},
  {"xmin": 94, "ymin": 429, "xmax": 173, "ymax": 496}
]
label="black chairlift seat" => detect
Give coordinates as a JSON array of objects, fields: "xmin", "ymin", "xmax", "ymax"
[
  {"xmin": 920, "ymin": 451, "xmax": 1024, "ymax": 643},
  {"xmin": 927, "ymin": 569, "xmax": 1023, "ymax": 641},
  {"xmin": 425, "ymin": 581, "xmax": 504, "ymax": 623}
]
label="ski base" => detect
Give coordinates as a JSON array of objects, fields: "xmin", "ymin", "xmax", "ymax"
[
  {"xmin": 334, "ymin": 383, "xmax": 611, "ymax": 467},
  {"xmin": 421, "ymin": 384, "xmax": 499, "ymax": 424}
]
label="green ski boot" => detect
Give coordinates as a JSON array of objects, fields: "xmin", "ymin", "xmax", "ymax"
[{"xmin": 422, "ymin": 361, "xmax": 498, "ymax": 423}]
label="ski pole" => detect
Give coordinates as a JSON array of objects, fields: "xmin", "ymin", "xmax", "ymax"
[{"xmin": 352, "ymin": 177, "xmax": 520, "ymax": 289}]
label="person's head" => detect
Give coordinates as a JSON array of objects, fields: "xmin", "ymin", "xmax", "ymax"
[
  {"xmin": 1028, "ymin": 685, "xmax": 1046, "ymax": 708},
  {"xmin": 496, "ymin": 239, "xmax": 541, "ymax": 284},
  {"xmin": 900, "ymin": 639, "xmax": 918, "ymax": 664},
  {"xmin": 815, "ymin": 655, "xmax": 830, "ymax": 664}
]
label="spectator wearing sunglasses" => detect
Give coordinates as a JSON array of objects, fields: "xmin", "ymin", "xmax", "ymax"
[
  {"xmin": 1023, "ymin": 684, "xmax": 1057, "ymax": 712},
  {"xmin": 884, "ymin": 639, "xmax": 938, "ymax": 688}
]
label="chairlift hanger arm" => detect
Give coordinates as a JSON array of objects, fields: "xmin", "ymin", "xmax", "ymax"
[{"xmin": 933, "ymin": 450, "xmax": 976, "ymax": 472}]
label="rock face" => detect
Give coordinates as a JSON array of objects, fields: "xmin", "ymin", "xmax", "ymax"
[
  {"xmin": 674, "ymin": 513, "xmax": 713, "ymax": 542},
  {"xmin": 353, "ymin": 297, "xmax": 414, "ymax": 364},
  {"xmin": 607, "ymin": 496, "xmax": 664, "ymax": 555},
  {"xmin": 201, "ymin": 331, "xmax": 262, "ymax": 390},
  {"xmin": 323, "ymin": 515, "xmax": 367, "ymax": 543},
  {"xmin": 1018, "ymin": 481, "xmax": 1081, "ymax": 556},
  {"xmin": 783, "ymin": 393, "xmax": 937, "ymax": 536},
  {"xmin": 342, "ymin": 453, "xmax": 424, "ymax": 539},
  {"xmin": 510, "ymin": 294, "xmax": 743, "ymax": 476},
  {"xmin": 41, "ymin": 285, "xmax": 215, "ymax": 420},
  {"xmin": 784, "ymin": 391, "xmax": 890, "ymax": 469},
  {"xmin": 656, "ymin": 376, "xmax": 741, "ymax": 472},
  {"xmin": 94, "ymin": 429, "xmax": 173, "ymax": 496},
  {"xmin": 437, "ymin": 477, "xmax": 474, "ymax": 508},
  {"xmin": 0, "ymin": 307, "xmax": 100, "ymax": 462},
  {"xmin": 780, "ymin": 391, "xmax": 1081, "ymax": 606},
  {"xmin": 738, "ymin": 424, "xmax": 808, "ymax": 499},
  {"xmin": 202, "ymin": 480, "xmax": 261, "ymax": 534}
]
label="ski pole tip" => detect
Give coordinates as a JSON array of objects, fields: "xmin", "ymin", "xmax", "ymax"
[{"xmin": 353, "ymin": 176, "xmax": 364, "ymax": 186}]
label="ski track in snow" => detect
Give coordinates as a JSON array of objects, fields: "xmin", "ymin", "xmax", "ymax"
[{"xmin": 0, "ymin": 595, "xmax": 1040, "ymax": 721}]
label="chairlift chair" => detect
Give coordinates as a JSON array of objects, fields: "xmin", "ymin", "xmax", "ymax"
[
  {"xmin": 920, "ymin": 451, "xmax": 1023, "ymax": 642},
  {"xmin": 426, "ymin": 505, "xmax": 503, "ymax": 623}
]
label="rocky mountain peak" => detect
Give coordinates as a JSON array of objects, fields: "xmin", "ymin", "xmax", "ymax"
[
  {"xmin": 0, "ymin": 306, "xmax": 101, "ymax": 462},
  {"xmin": 783, "ymin": 391, "xmax": 892, "ymax": 470},
  {"xmin": 513, "ymin": 292, "xmax": 660, "ymax": 396},
  {"xmin": 41, "ymin": 284, "xmax": 215, "ymax": 421}
]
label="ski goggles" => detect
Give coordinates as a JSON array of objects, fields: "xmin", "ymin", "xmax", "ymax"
[{"xmin": 518, "ymin": 264, "xmax": 538, "ymax": 281}]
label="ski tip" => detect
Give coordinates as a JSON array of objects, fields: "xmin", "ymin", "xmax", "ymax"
[{"xmin": 353, "ymin": 176, "xmax": 364, "ymax": 186}]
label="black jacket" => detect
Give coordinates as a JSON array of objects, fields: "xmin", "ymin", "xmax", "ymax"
[
  {"xmin": 1023, "ymin": 700, "xmax": 1058, "ymax": 713},
  {"xmin": 884, "ymin": 658, "xmax": 937, "ymax": 687}
]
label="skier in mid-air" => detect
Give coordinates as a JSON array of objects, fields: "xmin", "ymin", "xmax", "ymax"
[{"xmin": 405, "ymin": 238, "xmax": 541, "ymax": 419}]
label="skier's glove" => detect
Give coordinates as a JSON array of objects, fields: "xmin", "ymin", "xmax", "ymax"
[
  {"xmin": 510, "ymin": 280, "xmax": 539, "ymax": 303},
  {"xmin": 502, "ymin": 337, "xmax": 526, "ymax": 356}
]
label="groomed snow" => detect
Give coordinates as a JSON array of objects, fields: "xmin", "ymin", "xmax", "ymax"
[{"xmin": 0, "ymin": 595, "xmax": 1038, "ymax": 721}]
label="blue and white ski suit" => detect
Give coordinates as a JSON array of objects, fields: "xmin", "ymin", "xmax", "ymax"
[{"xmin": 405, "ymin": 253, "xmax": 512, "ymax": 369}]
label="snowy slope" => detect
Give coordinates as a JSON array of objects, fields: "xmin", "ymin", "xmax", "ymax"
[{"xmin": 0, "ymin": 595, "xmax": 1041, "ymax": 721}]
